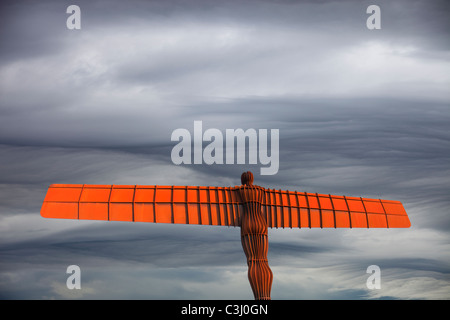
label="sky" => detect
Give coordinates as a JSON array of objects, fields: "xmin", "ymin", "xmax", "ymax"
[{"xmin": 0, "ymin": 0, "xmax": 449, "ymax": 300}]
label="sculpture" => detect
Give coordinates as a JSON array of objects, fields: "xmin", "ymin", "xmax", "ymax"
[{"xmin": 40, "ymin": 171, "xmax": 411, "ymax": 299}]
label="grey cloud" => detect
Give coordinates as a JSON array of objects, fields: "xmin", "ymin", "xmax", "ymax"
[
  {"xmin": 2, "ymin": 0, "xmax": 449, "ymax": 147},
  {"xmin": 0, "ymin": 0, "xmax": 449, "ymax": 300}
]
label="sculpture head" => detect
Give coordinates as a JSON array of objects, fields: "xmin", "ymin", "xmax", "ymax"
[{"xmin": 241, "ymin": 171, "xmax": 254, "ymax": 186}]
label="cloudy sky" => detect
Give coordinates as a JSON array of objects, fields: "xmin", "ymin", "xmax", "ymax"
[{"xmin": 1, "ymin": 0, "xmax": 449, "ymax": 300}]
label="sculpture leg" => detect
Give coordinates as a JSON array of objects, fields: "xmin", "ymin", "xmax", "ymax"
[{"xmin": 241, "ymin": 233, "xmax": 273, "ymax": 300}]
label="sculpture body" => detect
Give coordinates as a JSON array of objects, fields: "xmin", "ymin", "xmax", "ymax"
[{"xmin": 239, "ymin": 172, "xmax": 273, "ymax": 299}]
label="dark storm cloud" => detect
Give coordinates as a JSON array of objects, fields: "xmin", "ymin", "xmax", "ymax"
[
  {"xmin": 1, "ymin": 0, "xmax": 449, "ymax": 148},
  {"xmin": 0, "ymin": 0, "xmax": 449, "ymax": 299},
  {"xmin": 0, "ymin": 219, "xmax": 247, "ymax": 299},
  {"xmin": 1, "ymin": 0, "xmax": 449, "ymax": 69},
  {"xmin": 0, "ymin": 222, "xmax": 242, "ymax": 267},
  {"xmin": 0, "ymin": 1, "xmax": 68, "ymax": 63}
]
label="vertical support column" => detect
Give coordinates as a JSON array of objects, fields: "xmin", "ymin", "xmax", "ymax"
[{"xmin": 239, "ymin": 171, "xmax": 273, "ymax": 300}]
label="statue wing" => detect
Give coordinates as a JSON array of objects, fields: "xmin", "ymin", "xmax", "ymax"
[
  {"xmin": 262, "ymin": 189, "xmax": 411, "ymax": 228},
  {"xmin": 41, "ymin": 184, "xmax": 411, "ymax": 228},
  {"xmin": 40, "ymin": 184, "xmax": 243, "ymax": 227}
]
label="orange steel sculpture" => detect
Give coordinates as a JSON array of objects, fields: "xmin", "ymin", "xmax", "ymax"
[{"xmin": 40, "ymin": 171, "xmax": 411, "ymax": 300}]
